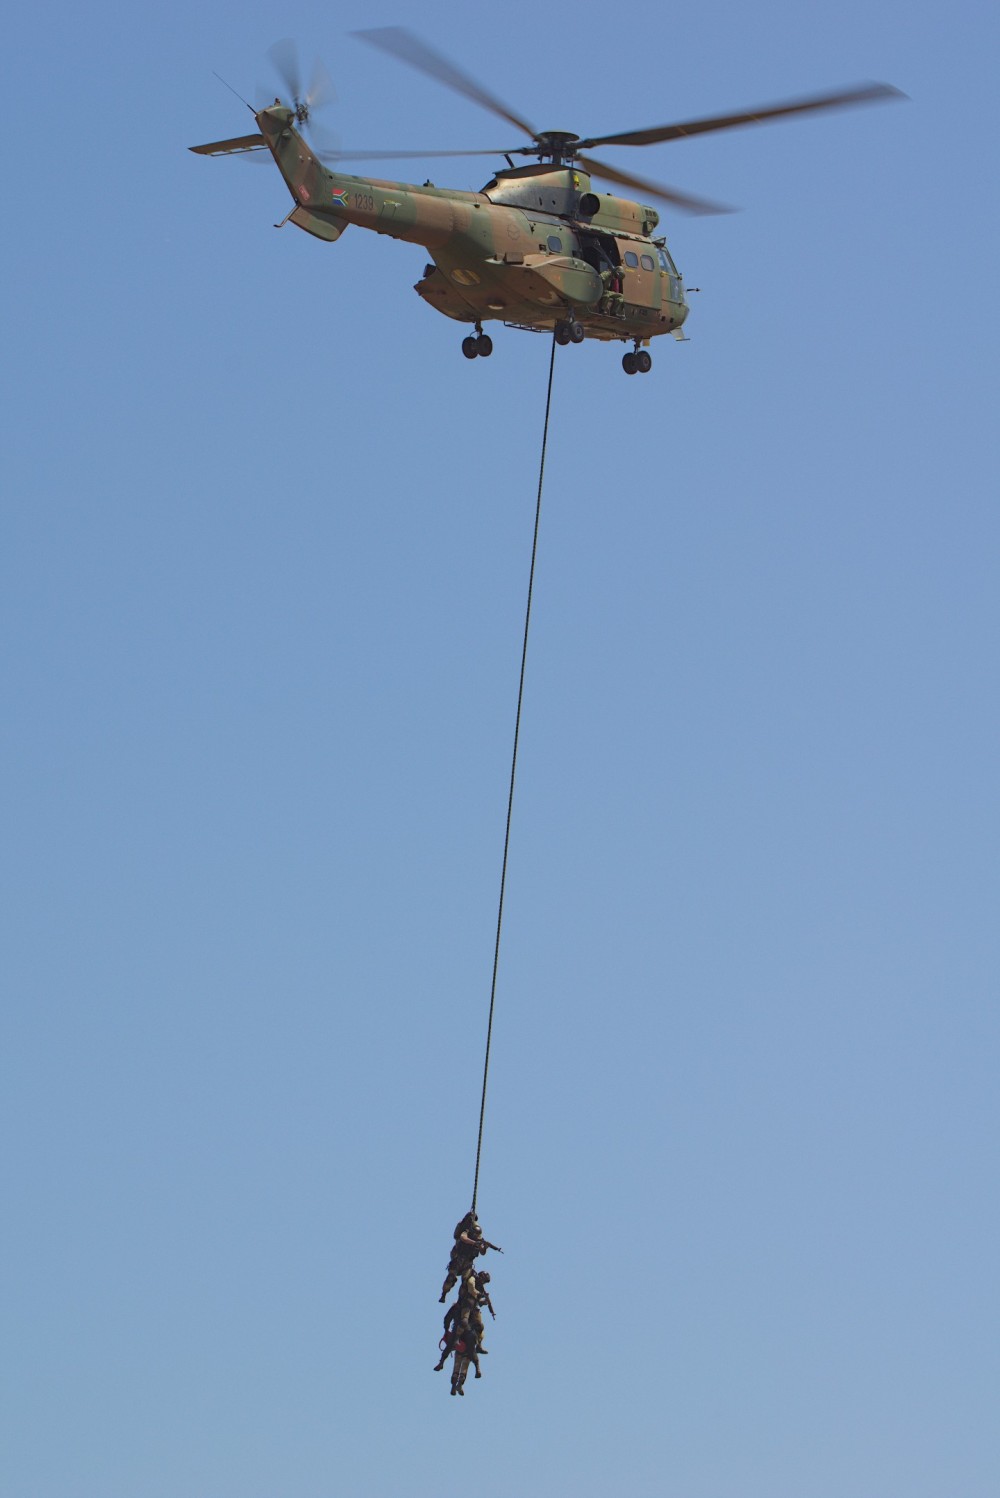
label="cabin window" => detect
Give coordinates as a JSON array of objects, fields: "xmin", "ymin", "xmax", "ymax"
[
  {"xmin": 547, "ymin": 235, "xmax": 562, "ymax": 253},
  {"xmin": 658, "ymin": 245, "xmax": 679, "ymax": 275},
  {"xmin": 624, "ymin": 250, "xmax": 639, "ymax": 268},
  {"xmin": 640, "ymin": 253, "xmax": 655, "ymax": 271}
]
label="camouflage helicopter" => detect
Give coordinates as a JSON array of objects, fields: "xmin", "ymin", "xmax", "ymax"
[{"xmin": 191, "ymin": 29, "xmax": 901, "ymax": 375}]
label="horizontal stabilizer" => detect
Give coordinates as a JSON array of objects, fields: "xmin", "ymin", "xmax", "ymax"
[
  {"xmin": 189, "ymin": 133, "xmax": 268, "ymax": 157},
  {"xmin": 289, "ymin": 206, "xmax": 349, "ymax": 243}
]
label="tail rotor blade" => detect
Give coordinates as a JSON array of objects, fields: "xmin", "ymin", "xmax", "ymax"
[
  {"xmin": 307, "ymin": 58, "xmax": 336, "ymax": 113},
  {"xmin": 268, "ymin": 37, "xmax": 303, "ymax": 105}
]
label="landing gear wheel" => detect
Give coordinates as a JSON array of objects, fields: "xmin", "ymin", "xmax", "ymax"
[
  {"xmin": 569, "ymin": 321, "xmax": 585, "ymax": 344},
  {"xmin": 636, "ymin": 349, "xmax": 652, "ymax": 373},
  {"xmin": 554, "ymin": 322, "xmax": 572, "ymax": 346},
  {"xmin": 462, "ymin": 336, "xmax": 479, "ymax": 359},
  {"xmin": 476, "ymin": 333, "xmax": 493, "ymax": 357},
  {"xmin": 622, "ymin": 352, "xmax": 639, "ymax": 375}
]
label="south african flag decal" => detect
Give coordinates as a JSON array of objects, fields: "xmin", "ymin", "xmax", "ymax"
[{"xmin": 331, "ymin": 188, "xmax": 348, "ymax": 207}]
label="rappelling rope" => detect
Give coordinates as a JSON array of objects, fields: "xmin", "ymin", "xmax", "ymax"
[{"xmin": 471, "ymin": 334, "xmax": 558, "ymax": 1214}]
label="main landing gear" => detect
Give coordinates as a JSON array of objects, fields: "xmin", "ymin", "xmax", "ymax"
[
  {"xmin": 622, "ymin": 345, "xmax": 653, "ymax": 375},
  {"xmin": 554, "ymin": 319, "xmax": 586, "ymax": 346},
  {"xmin": 462, "ymin": 324, "xmax": 493, "ymax": 359}
]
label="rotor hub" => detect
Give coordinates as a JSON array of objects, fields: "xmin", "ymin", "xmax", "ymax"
[{"xmin": 533, "ymin": 131, "xmax": 581, "ymax": 163}]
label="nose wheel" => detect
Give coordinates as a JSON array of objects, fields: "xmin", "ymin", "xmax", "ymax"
[
  {"xmin": 462, "ymin": 326, "xmax": 494, "ymax": 359},
  {"xmin": 622, "ymin": 346, "xmax": 653, "ymax": 375}
]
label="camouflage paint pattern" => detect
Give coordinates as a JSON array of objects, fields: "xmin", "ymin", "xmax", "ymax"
[{"xmin": 197, "ymin": 104, "xmax": 689, "ymax": 344}]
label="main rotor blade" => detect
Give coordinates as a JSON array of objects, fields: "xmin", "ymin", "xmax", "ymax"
[
  {"xmin": 318, "ymin": 146, "xmax": 518, "ymax": 163},
  {"xmin": 578, "ymin": 82, "xmax": 905, "ymax": 151},
  {"xmin": 268, "ymin": 37, "xmax": 302, "ymax": 103},
  {"xmin": 353, "ymin": 27, "xmax": 537, "ymax": 140},
  {"xmin": 577, "ymin": 154, "xmax": 734, "ymax": 216},
  {"xmin": 308, "ymin": 119, "xmax": 338, "ymax": 155}
]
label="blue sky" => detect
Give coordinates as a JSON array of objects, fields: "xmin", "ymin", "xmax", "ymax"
[{"xmin": 3, "ymin": 2, "xmax": 998, "ymax": 1495}]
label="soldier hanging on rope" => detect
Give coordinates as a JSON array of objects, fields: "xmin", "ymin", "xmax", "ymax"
[
  {"xmin": 460, "ymin": 1269, "xmax": 495, "ymax": 1353},
  {"xmin": 435, "ymin": 1299, "xmax": 482, "ymax": 1380},
  {"xmin": 434, "ymin": 1300, "xmax": 464, "ymax": 1372},
  {"xmin": 439, "ymin": 1211, "xmax": 503, "ymax": 1302},
  {"xmin": 449, "ymin": 1320, "xmax": 483, "ymax": 1394},
  {"xmin": 435, "ymin": 1268, "xmax": 496, "ymax": 1373}
]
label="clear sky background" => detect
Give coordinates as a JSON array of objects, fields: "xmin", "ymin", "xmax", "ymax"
[{"xmin": 3, "ymin": 2, "xmax": 998, "ymax": 1495}]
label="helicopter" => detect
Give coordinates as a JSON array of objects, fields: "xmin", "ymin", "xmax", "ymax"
[{"xmin": 191, "ymin": 29, "xmax": 902, "ymax": 375}]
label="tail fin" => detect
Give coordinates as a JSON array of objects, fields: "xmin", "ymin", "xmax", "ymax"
[
  {"xmin": 191, "ymin": 106, "xmax": 349, "ymax": 245},
  {"xmin": 255, "ymin": 104, "xmax": 349, "ymax": 243}
]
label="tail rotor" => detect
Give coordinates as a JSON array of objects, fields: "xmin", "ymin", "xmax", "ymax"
[{"xmin": 265, "ymin": 38, "xmax": 337, "ymax": 149}]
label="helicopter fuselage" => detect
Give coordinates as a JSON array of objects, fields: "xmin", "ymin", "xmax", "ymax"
[{"xmin": 256, "ymin": 105, "xmax": 688, "ymax": 345}]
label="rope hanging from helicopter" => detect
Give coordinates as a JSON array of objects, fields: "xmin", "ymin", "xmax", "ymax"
[{"xmin": 470, "ymin": 333, "xmax": 557, "ymax": 1215}]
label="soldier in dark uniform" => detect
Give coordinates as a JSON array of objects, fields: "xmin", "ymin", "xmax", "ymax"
[
  {"xmin": 433, "ymin": 1298, "xmax": 464, "ymax": 1371},
  {"xmin": 458, "ymin": 1268, "xmax": 495, "ymax": 1353},
  {"xmin": 472, "ymin": 1269, "xmax": 494, "ymax": 1320},
  {"xmin": 439, "ymin": 1211, "xmax": 501, "ymax": 1301}
]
